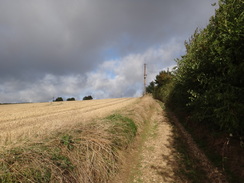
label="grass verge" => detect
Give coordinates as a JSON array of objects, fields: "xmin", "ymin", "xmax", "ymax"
[
  {"xmin": 0, "ymin": 116, "xmax": 136, "ymax": 183},
  {"xmin": 106, "ymin": 114, "xmax": 137, "ymax": 149}
]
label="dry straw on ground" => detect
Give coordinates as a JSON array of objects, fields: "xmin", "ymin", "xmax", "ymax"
[
  {"xmin": 0, "ymin": 96, "xmax": 159, "ymax": 183},
  {"xmin": 0, "ymin": 98, "xmax": 137, "ymax": 149}
]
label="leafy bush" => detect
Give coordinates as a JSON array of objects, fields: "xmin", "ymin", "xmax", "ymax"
[
  {"xmin": 67, "ymin": 97, "xmax": 75, "ymax": 101},
  {"xmin": 150, "ymin": 70, "xmax": 174, "ymax": 103},
  {"xmin": 151, "ymin": 0, "xmax": 244, "ymax": 135},
  {"xmin": 54, "ymin": 97, "xmax": 63, "ymax": 102},
  {"xmin": 83, "ymin": 95, "xmax": 93, "ymax": 100},
  {"xmin": 146, "ymin": 81, "xmax": 155, "ymax": 94},
  {"xmin": 174, "ymin": 0, "xmax": 244, "ymax": 134}
]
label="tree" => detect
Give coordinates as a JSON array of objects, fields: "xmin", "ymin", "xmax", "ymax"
[
  {"xmin": 152, "ymin": 71, "xmax": 174, "ymax": 102},
  {"xmin": 146, "ymin": 81, "xmax": 155, "ymax": 94},
  {"xmin": 83, "ymin": 95, "xmax": 93, "ymax": 100},
  {"xmin": 150, "ymin": 0, "xmax": 244, "ymax": 134},
  {"xmin": 67, "ymin": 97, "xmax": 75, "ymax": 101},
  {"xmin": 155, "ymin": 71, "xmax": 172, "ymax": 87},
  {"xmin": 54, "ymin": 97, "xmax": 63, "ymax": 102},
  {"xmin": 172, "ymin": 0, "xmax": 244, "ymax": 134}
]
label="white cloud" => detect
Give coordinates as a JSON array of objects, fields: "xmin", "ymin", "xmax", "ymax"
[
  {"xmin": 84, "ymin": 39, "xmax": 184, "ymax": 99},
  {"xmin": 0, "ymin": 39, "xmax": 185, "ymax": 103},
  {"xmin": 0, "ymin": 0, "xmax": 218, "ymax": 103},
  {"xmin": 0, "ymin": 74, "xmax": 86, "ymax": 103}
]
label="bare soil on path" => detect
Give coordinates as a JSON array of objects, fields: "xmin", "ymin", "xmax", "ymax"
[
  {"xmin": 131, "ymin": 112, "xmax": 181, "ymax": 183},
  {"xmin": 111, "ymin": 99, "xmax": 184, "ymax": 183}
]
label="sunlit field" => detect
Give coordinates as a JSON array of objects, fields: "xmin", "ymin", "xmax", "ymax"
[{"xmin": 0, "ymin": 98, "xmax": 138, "ymax": 147}]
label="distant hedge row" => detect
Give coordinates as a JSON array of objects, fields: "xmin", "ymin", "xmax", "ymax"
[
  {"xmin": 53, "ymin": 97, "xmax": 75, "ymax": 101},
  {"xmin": 53, "ymin": 96, "xmax": 93, "ymax": 102}
]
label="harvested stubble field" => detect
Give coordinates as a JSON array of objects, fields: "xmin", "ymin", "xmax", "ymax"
[
  {"xmin": 0, "ymin": 97, "xmax": 137, "ymax": 148},
  {"xmin": 0, "ymin": 96, "xmax": 162, "ymax": 183}
]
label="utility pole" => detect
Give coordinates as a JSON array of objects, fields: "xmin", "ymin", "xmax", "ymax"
[{"xmin": 144, "ymin": 63, "xmax": 147, "ymax": 95}]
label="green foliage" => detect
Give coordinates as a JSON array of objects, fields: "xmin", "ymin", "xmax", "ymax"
[
  {"xmin": 60, "ymin": 134, "xmax": 74, "ymax": 150},
  {"xmin": 151, "ymin": 0, "xmax": 244, "ymax": 135},
  {"xmin": 23, "ymin": 167, "xmax": 51, "ymax": 183},
  {"xmin": 146, "ymin": 81, "xmax": 155, "ymax": 93},
  {"xmin": 106, "ymin": 114, "xmax": 137, "ymax": 149},
  {"xmin": 83, "ymin": 95, "xmax": 93, "ymax": 100},
  {"xmin": 54, "ymin": 97, "xmax": 63, "ymax": 102},
  {"xmin": 151, "ymin": 70, "xmax": 174, "ymax": 103},
  {"xmin": 67, "ymin": 97, "xmax": 75, "ymax": 101},
  {"xmin": 0, "ymin": 163, "xmax": 52, "ymax": 183},
  {"xmin": 155, "ymin": 70, "xmax": 172, "ymax": 87},
  {"xmin": 0, "ymin": 147, "xmax": 68, "ymax": 183},
  {"xmin": 51, "ymin": 148, "xmax": 74, "ymax": 170},
  {"xmin": 174, "ymin": 0, "xmax": 244, "ymax": 134}
]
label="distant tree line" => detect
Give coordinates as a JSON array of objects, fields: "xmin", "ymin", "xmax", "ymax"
[
  {"xmin": 53, "ymin": 97, "xmax": 75, "ymax": 102},
  {"xmin": 53, "ymin": 96, "xmax": 93, "ymax": 102}
]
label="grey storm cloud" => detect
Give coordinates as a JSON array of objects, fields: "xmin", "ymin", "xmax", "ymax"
[{"xmin": 0, "ymin": 0, "xmax": 217, "ymax": 102}]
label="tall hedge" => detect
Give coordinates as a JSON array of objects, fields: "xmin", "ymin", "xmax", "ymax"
[
  {"xmin": 154, "ymin": 0, "xmax": 244, "ymax": 135},
  {"xmin": 176, "ymin": 0, "xmax": 244, "ymax": 134}
]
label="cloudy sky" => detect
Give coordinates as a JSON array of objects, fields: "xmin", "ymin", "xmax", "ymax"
[{"xmin": 0, "ymin": 0, "xmax": 217, "ymax": 103}]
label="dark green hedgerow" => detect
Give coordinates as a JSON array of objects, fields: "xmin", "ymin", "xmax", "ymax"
[{"xmin": 147, "ymin": 1, "xmax": 244, "ymax": 181}]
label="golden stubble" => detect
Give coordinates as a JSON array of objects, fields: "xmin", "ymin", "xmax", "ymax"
[{"xmin": 0, "ymin": 98, "xmax": 138, "ymax": 149}]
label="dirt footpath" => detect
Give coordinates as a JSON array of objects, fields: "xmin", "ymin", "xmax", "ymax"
[
  {"xmin": 112, "ymin": 96, "xmax": 228, "ymax": 183},
  {"xmin": 112, "ymin": 99, "xmax": 184, "ymax": 183},
  {"xmin": 132, "ymin": 111, "xmax": 181, "ymax": 183}
]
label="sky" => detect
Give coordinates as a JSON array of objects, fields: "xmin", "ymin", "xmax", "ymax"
[{"xmin": 0, "ymin": 0, "xmax": 218, "ymax": 103}]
